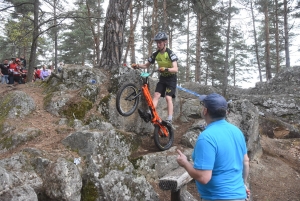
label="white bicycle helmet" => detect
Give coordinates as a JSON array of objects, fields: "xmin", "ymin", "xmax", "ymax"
[{"xmin": 153, "ymin": 32, "xmax": 168, "ymax": 41}]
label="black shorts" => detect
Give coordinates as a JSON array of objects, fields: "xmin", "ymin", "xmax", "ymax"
[{"xmin": 155, "ymin": 75, "xmax": 177, "ymax": 98}]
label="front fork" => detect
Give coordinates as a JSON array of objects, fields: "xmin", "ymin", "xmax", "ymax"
[{"xmin": 141, "ymin": 84, "xmax": 169, "ymax": 137}]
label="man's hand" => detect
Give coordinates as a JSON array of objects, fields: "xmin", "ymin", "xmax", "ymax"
[
  {"xmin": 245, "ymin": 184, "xmax": 250, "ymax": 201},
  {"xmin": 131, "ymin": 63, "xmax": 139, "ymax": 69},
  {"xmin": 176, "ymin": 149, "xmax": 189, "ymax": 167}
]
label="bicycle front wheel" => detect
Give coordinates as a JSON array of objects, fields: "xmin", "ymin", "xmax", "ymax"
[
  {"xmin": 154, "ymin": 124, "xmax": 174, "ymax": 151},
  {"xmin": 116, "ymin": 83, "xmax": 140, "ymax": 116}
]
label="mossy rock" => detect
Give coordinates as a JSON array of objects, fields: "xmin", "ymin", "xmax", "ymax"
[
  {"xmin": 98, "ymin": 94, "xmax": 112, "ymax": 120},
  {"xmin": 60, "ymin": 97, "xmax": 93, "ymax": 121},
  {"xmin": 81, "ymin": 180, "xmax": 99, "ymax": 201}
]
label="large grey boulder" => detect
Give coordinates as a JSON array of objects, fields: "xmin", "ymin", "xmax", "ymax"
[
  {"xmin": 62, "ymin": 128, "xmax": 159, "ymax": 200},
  {"xmin": 0, "ymin": 90, "xmax": 35, "ymax": 119},
  {"xmin": 99, "ymin": 170, "xmax": 159, "ymax": 201},
  {"xmin": 0, "ymin": 185, "xmax": 38, "ymax": 201},
  {"xmin": 43, "ymin": 158, "xmax": 82, "ymax": 201},
  {"xmin": 44, "ymin": 65, "xmax": 106, "ymax": 117},
  {"xmin": 0, "ymin": 153, "xmax": 43, "ymax": 200}
]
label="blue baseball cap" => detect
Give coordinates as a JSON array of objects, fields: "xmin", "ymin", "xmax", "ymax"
[{"xmin": 199, "ymin": 93, "xmax": 228, "ymax": 112}]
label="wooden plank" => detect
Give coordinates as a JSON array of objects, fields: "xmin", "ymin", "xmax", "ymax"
[{"xmin": 159, "ymin": 167, "xmax": 193, "ymax": 191}]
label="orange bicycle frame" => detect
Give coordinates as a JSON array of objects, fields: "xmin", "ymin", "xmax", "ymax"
[{"xmin": 141, "ymin": 84, "xmax": 169, "ymax": 137}]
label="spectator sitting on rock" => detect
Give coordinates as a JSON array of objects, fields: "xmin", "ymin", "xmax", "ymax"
[
  {"xmin": 41, "ymin": 65, "xmax": 50, "ymax": 81},
  {"xmin": 0, "ymin": 59, "xmax": 10, "ymax": 84},
  {"xmin": 9, "ymin": 58, "xmax": 22, "ymax": 84},
  {"xmin": 33, "ymin": 67, "xmax": 41, "ymax": 82}
]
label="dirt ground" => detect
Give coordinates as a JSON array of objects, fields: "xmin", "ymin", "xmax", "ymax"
[{"xmin": 1, "ymin": 82, "xmax": 300, "ymax": 201}]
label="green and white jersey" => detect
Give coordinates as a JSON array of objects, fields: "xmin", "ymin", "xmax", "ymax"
[{"xmin": 148, "ymin": 48, "xmax": 178, "ymax": 77}]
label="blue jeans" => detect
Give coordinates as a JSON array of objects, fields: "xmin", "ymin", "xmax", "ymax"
[{"xmin": 1, "ymin": 75, "xmax": 9, "ymax": 84}]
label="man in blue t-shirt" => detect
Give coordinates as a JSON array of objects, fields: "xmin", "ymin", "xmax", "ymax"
[{"xmin": 177, "ymin": 93, "xmax": 250, "ymax": 201}]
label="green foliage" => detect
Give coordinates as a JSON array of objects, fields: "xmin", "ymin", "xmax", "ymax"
[
  {"xmin": 6, "ymin": 0, "xmax": 35, "ymax": 15},
  {"xmin": 60, "ymin": 98, "xmax": 93, "ymax": 121},
  {"xmin": 0, "ymin": 136, "xmax": 13, "ymax": 149},
  {"xmin": 59, "ymin": 1, "xmax": 105, "ymax": 65},
  {"xmin": 228, "ymin": 28, "xmax": 254, "ymax": 87},
  {"xmin": 98, "ymin": 94, "xmax": 111, "ymax": 120},
  {"xmin": 81, "ymin": 180, "xmax": 99, "ymax": 201},
  {"xmin": 129, "ymin": 156, "xmax": 143, "ymax": 169},
  {"xmin": 59, "ymin": 21, "xmax": 94, "ymax": 65},
  {"xmin": 0, "ymin": 93, "xmax": 14, "ymax": 134},
  {"xmin": 2, "ymin": 18, "xmax": 32, "ymax": 59}
]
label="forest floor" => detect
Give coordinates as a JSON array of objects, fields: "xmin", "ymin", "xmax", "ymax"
[{"xmin": 0, "ymin": 82, "xmax": 300, "ymax": 201}]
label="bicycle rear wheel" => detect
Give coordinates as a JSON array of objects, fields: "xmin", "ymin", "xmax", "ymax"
[
  {"xmin": 116, "ymin": 83, "xmax": 140, "ymax": 116},
  {"xmin": 154, "ymin": 124, "xmax": 174, "ymax": 151}
]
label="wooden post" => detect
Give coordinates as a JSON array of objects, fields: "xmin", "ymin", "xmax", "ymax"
[{"xmin": 159, "ymin": 167, "xmax": 193, "ymax": 201}]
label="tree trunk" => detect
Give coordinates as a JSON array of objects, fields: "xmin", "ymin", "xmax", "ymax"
[
  {"xmin": 264, "ymin": 2, "xmax": 272, "ymax": 80},
  {"xmin": 96, "ymin": 0, "xmax": 102, "ymax": 65},
  {"xmin": 195, "ymin": 13, "xmax": 201, "ymax": 83},
  {"xmin": 150, "ymin": 0, "xmax": 158, "ymax": 56},
  {"xmin": 100, "ymin": 0, "xmax": 132, "ymax": 73},
  {"xmin": 186, "ymin": 0, "xmax": 190, "ymax": 82},
  {"xmin": 283, "ymin": 0, "xmax": 290, "ymax": 68},
  {"xmin": 251, "ymin": 0, "xmax": 262, "ymax": 82},
  {"xmin": 275, "ymin": 0, "xmax": 280, "ymax": 73},
  {"xmin": 163, "ymin": 0, "xmax": 167, "ymax": 31},
  {"xmin": 142, "ymin": 2, "xmax": 146, "ymax": 62},
  {"xmin": 169, "ymin": 29, "xmax": 173, "ymax": 50},
  {"xmin": 27, "ymin": 0, "xmax": 39, "ymax": 83},
  {"xmin": 233, "ymin": 47, "xmax": 236, "ymax": 86},
  {"xmin": 223, "ymin": 0, "xmax": 231, "ymax": 97},
  {"xmin": 86, "ymin": 1, "xmax": 101, "ymax": 65},
  {"xmin": 123, "ymin": 1, "xmax": 133, "ymax": 65},
  {"xmin": 147, "ymin": 0, "xmax": 158, "ymax": 72},
  {"xmin": 54, "ymin": 0, "xmax": 58, "ymax": 73},
  {"xmin": 123, "ymin": 1, "xmax": 141, "ymax": 65}
]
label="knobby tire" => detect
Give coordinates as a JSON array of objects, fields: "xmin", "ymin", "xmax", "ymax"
[
  {"xmin": 154, "ymin": 124, "xmax": 174, "ymax": 151},
  {"xmin": 116, "ymin": 83, "xmax": 140, "ymax": 116}
]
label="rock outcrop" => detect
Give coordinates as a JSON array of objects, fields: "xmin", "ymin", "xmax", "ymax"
[{"xmin": 0, "ymin": 65, "xmax": 299, "ymax": 200}]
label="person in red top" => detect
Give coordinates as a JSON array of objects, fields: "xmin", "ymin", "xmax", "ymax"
[
  {"xmin": 8, "ymin": 58, "xmax": 18, "ymax": 84},
  {"xmin": 33, "ymin": 67, "xmax": 41, "ymax": 81},
  {"xmin": 10, "ymin": 58, "xmax": 23, "ymax": 84}
]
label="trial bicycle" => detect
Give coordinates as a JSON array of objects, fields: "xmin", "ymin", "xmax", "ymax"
[{"xmin": 116, "ymin": 70, "xmax": 174, "ymax": 151}]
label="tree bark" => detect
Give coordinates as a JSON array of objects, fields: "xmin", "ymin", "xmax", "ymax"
[
  {"xmin": 223, "ymin": 0, "xmax": 231, "ymax": 97},
  {"xmin": 123, "ymin": 1, "xmax": 141, "ymax": 65},
  {"xmin": 27, "ymin": 0, "xmax": 39, "ymax": 83},
  {"xmin": 86, "ymin": 0, "xmax": 101, "ymax": 65},
  {"xmin": 233, "ymin": 47, "xmax": 236, "ymax": 86},
  {"xmin": 195, "ymin": 13, "xmax": 202, "ymax": 83},
  {"xmin": 54, "ymin": 0, "xmax": 58, "ymax": 72},
  {"xmin": 149, "ymin": 0, "xmax": 158, "ymax": 56},
  {"xmin": 283, "ymin": 0, "xmax": 290, "ymax": 68},
  {"xmin": 100, "ymin": 0, "xmax": 131, "ymax": 72},
  {"xmin": 264, "ymin": 2, "xmax": 272, "ymax": 80},
  {"xmin": 163, "ymin": 0, "xmax": 167, "ymax": 31},
  {"xmin": 251, "ymin": 0, "xmax": 262, "ymax": 82},
  {"xmin": 275, "ymin": 0, "xmax": 280, "ymax": 73},
  {"xmin": 186, "ymin": 0, "xmax": 190, "ymax": 82},
  {"xmin": 123, "ymin": 1, "xmax": 133, "ymax": 65}
]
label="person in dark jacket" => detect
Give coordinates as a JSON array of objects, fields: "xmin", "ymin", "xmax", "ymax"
[{"xmin": 0, "ymin": 59, "xmax": 9, "ymax": 84}]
